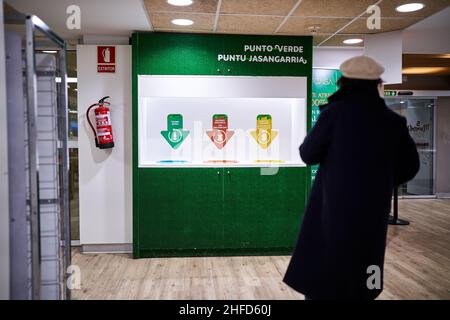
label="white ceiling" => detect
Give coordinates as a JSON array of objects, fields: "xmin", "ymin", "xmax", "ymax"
[
  {"xmin": 6, "ymin": 0, "xmax": 153, "ymax": 39},
  {"xmin": 406, "ymin": 5, "xmax": 450, "ymax": 31}
]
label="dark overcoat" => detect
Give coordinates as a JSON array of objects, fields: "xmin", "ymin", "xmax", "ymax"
[{"xmin": 283, "ymin": 85, "xmax": 420, "ymax": 300}]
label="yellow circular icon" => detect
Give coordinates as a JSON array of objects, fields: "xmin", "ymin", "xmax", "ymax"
[{"xmin": 257, "ymin": 130, "xmax": 271, "ymax": 144}]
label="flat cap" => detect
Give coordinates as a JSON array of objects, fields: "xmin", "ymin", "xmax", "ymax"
[{"xmin": 339, "ymin": 55, "xmax": 384, "ymax": 80}]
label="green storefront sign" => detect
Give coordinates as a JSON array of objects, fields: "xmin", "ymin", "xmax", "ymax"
[{"xmin": 311, "ymin": 68, "xmax": 341, "ymax": 182}]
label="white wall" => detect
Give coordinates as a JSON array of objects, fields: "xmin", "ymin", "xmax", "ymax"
[
  {"xmin": 0, "ymin": 0, "xmax": 11, "ymax": 300},
  {"xmin": 9, "ymin": 0, "xmax": 152, "ymax": 40},
  {"xmin": 313, "ymin": 47, "xmax": 364, "ymax": 69},
  {"xmin": 403, "ymin": 6, "xmax": 450, "ymax": 54},
  {"xmin": 77, "ymin": 45, "xmax": 132, "ymax": 245},
  {"xmin": 82, "ymin": 34, "xmax": 130, "ymax": 45},
  {"xmin": 364, "ymin": 31, "xmax": 403, "ymax": 84}
]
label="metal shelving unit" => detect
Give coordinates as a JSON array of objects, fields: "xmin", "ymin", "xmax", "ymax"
[{"xmin": 5, "ymin": 6, "xmax": 71, "ymax": 300}]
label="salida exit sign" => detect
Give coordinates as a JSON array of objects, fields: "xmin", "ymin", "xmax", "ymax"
[
  {"xmin": 97, "ymin": 46, "xmax": 115, "ymax": 73},
  {"xmin": 384, "ymin": 90, "xmax": 397, "ymax": 97}
]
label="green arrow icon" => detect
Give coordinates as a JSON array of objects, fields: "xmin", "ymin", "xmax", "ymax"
[{"xmin": 161, "ymin": 114, "xmax": 189, "ymax": 149}]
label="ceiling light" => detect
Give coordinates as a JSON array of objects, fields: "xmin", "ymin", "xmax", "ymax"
[
  {"xmin": 171, "ymin": 19, "xmax": 194, "ymax": 26},
  {"xmin": 396, "ymin": 3, "xmax": 425, "ymax": 13},
  {"xmin": 168, "ymin": 0, "xmax": 193, "ymax": 6},
  {"xmin": 343, "ymin": 38, "xmax": 363, "ymax": 45},
  {"xmin": 402, "ymin": 67, "xmax": 447, "ymax": 75},
  {"xmin": 435, "ymin": 54, "xmax": 450, "ymax": 59},
  {"xmin": 43, "ymin": 50, "xmax": 57, "ymax": 53}
]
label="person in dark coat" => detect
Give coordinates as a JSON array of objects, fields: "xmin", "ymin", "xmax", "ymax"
[{"xmin": 283, "ymin": 56, "xmax": 420, "ymax": 300}]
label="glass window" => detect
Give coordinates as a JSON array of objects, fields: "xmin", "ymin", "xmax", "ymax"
[
  {"xmin": 386, "ymin": 98, "xmax": 435, "ymax": 196},
  {"xmin": 67, "ymin": 50, "xmax": 78, "ymax": 140},
  {"xmin": 66, "ymin": 50, "xmax": 79, "ymax": 240},
  {"xmin": 69, "ymin": 148, "xmax": 79, "ymax": 240}
]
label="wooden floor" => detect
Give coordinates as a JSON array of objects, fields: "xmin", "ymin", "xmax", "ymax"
[{"xmin": 72, "ymin": 199, "xmax": 450, "ymax": 300}]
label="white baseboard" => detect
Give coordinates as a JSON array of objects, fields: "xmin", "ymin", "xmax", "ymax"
[
  {"xmin": 71, "ymin": 240, "xmax": 80, "ymax": 246},
  {"xmin": 436, "ymin": 193, "xmax": 450, "ymax": 199},
  {"xmin": 81, "ymin": 243, "xmax": 132, "ymax": 254}
]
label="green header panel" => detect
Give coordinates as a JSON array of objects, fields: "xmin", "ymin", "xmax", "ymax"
[
  {"xmin": 132, "ymin": 32, "xmax": 313, "ymax": 258},
  {"xmin": 133, "ymin": 32, "xmax": 312, "ymax": 77}
]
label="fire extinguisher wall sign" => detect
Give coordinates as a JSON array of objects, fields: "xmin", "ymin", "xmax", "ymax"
[
  {"xmin": 86, "ymin": 96, "xmax": 114, "ymax": 149},
  {"xmin": 97, "ymin": 46, "xmax": 116, "ymax": 73}
]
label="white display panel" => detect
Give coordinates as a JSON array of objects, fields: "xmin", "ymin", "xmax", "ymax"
[{"xmin": 138, "ymin": 76, "xmax": 307, "ymax": 168}]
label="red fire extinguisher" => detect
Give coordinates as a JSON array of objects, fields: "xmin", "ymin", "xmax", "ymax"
[{"xmin": 86, "ymin": 96, "xmax": 114, "ymax": 149}]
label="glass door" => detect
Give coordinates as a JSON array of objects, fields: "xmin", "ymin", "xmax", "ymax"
[
  {"xmin": 43, "ymin": 50, "xmax": 79, "ymax": 241},
  {"xmin": 385, "ymin": 98, "xmax": 435, "ymax": 196}
]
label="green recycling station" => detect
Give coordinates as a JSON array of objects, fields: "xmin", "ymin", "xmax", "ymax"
[{"xmin": 132, "ymin": 32, "xmax": 316, "ymax": 258}]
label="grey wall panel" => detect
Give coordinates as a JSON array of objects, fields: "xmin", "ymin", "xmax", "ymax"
[
  {"xmin": 0, "ymin": 0, "xmax": 11, "ymax": 300},
  {"xmin": 436, "ymin": 97, "xmax": 450, "ymax": 195},
  {"xmin": 6, "ymin": 30, "xmax": 30, "ymax": 300}
]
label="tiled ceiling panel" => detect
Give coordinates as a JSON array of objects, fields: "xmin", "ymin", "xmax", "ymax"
[
  {"xmin": 143, "ymin": 0, "xmax": 450, "ymax": 46},
  {"xmin": 144, "ymin": 0, "xmax": 218, "ymax": 14},
  {"xmin": 217, "ymin": 15, "xmax": 284, "ymax": 34},
  {"xmin": 292, "ymin": 0, "xmax": 379, "ymax": 18},
  {"xmin": 150, "ymin": 12, "xmax": 215, "ymax": 31},
  {"xmin": 220, "ymin": 0, "xmax": 297, "ymax": 16},
  {"xmin": 374, "ymin": 0, "xmax": 450, "ymax": 18},
  {"xmin": 313, "ymin": 35, "xmax": 327, "ymax": 46},
  {"xmin": 320, "ymin": 34, "xmax": 365, "ymax": 47},
  {"xmin": 343, "ymin": 17, "xmax": 422, "ymax": 34},
  {"xmin": 280, "ymin": 17, "xmax": 352, "ymax": 34}
]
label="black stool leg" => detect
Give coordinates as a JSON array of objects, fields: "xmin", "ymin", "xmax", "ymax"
[{"xmin": 388, "ymin": 185, "xmax": 410, "ymax": 225}]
